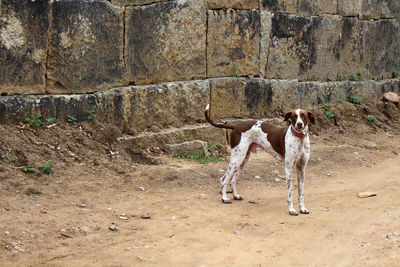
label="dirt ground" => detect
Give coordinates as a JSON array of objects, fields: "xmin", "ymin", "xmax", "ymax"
[{"xmin": 1, "ymin": 97, "xmax": 400, "ymax": 266}]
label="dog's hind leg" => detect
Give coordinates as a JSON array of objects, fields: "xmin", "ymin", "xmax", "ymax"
[
  {"xmin": 230, "ymin": 150, "xmax": 251, "ymax": 201},
  {"xmin": 221, "ymin": 142, "xmax": 250, "ymax": 204}
]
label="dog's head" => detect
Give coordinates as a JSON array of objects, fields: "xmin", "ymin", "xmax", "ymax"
[{"xmin": 284, "ymin": 109, "xmax": 315, "ymax": 131}]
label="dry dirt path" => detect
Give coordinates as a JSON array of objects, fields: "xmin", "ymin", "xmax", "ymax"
[{"xmin": 2, "ymin": 152, "xmax": 400, "ymax": 266}]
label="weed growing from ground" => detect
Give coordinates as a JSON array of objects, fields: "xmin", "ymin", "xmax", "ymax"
[
  {"xmin": 349, "ymin": 96, "xmax": 363, "ymax": 108},
  {"xmin": 67, "ymin": 115, "xmax": 78, "ymax": 124},
  {"xmin": 180, "ymin": 154, "xmax": 224, "ymax": 164},
  {"xmin": 393, "ymin": 71, "xmax": 399, "ymax": 78},
  {"xmin": 322, "ymin": 104, "xmax": 336, "ymax": 119},
  {"xmin": 24, "ymin": 110, "xmax": 55, "ymax": 129},
  {"xmin": 350, "ymin": 72, "xmax": 362, "ymax": 81},
  {"xmin": 25, "ymin": 187, "xmax": 42, "ymax": 195},
  {"xmin": 23, "ymin": 167, "xmax": 35, "ymax": 173},
  {"xmin": 11, "ymin": 156, "xmax": 18, "ymax": 162},
  {"xmin": 39, "ymin": 161, "xmax": 54, "ymax": 174},
  {"xmin": 231, "ymin": 64, "xmax": 240, "ymax": 77},
  {"xmin": 87, "ymin": 105, "xmax": 98, "ymax": 121}
]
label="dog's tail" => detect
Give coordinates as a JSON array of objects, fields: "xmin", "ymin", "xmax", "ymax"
[{"xmin": 204, "ymin": 104, "xmax": 234, "ymax": 130}]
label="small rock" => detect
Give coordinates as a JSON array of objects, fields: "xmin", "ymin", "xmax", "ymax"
[
  {"xmin": 357, "ymin": 191, "xmax": 377, "ymax": 198},
  {"xmin": 79, "ymin": 204, "xmax": 86, "ymax": 208},
  {"xmin": 386, "ymin": 233, "xmax": 400, "ymax": 239},
  {"xmin": 274, "ymin": 178, "xmax": 281, "ymax": 182},
  {"xmin": 234, "ymin": 230, "xmax": 241, "ymax": 235},
  {"xmin": 279, "ymin": 221, "xmax": 285, "ymax": 224},
  {"xmin": 5, "ymin": 231, "xmax": 9, "ymax": 235},
  {"xmin": 382, "ymin": 92, "xmax": 399, "ymax": 105},
  {"xmin": 80, "ymin": 226, "xmax": 89, "ymax": 232},
  {"xmin": 141, "ymin": 213, "xmax": 151, "ymax": 219},
  {"xmin": 254, "ymin": 175, "xmax": 261, "ymax": 179},
  {"xmin": 25, "ymin": 228, "xmax": 31, "ymax": 233},
  {"xmin": 119, "ymin": 216, "xmax": 128, "ymax": 220},
  {"xmin": 138, "ymin": 187, "xmax": 145, "ymax": 191},
  {"xmin": 109, "ymin": 224, "xmax": 117, "ymax": 231},
  {"xmin": 327, "ymin": 173, "xmax": 331, "ymax": 177},
  {"xmin": 117, "ymin": 170, "xmax": 125, "ymax": 174},
  {"xmin": 248, "ymin": 200, "xmax": 257, "ymax": 204},
  {"xmin": 319, "ymin": 207, "xmax": 330, "ymax": 212}
]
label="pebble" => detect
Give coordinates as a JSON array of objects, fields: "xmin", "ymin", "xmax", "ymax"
[
  {"xmin": 357, "ymin": 191, "xmax": 377, "ymax": 198},
  {"xmin": 80, "ymin": 226, "xmax": 89, "ymax": 232},
  {"xmin": 254, "ymin": 175, "xmax": 261, "ymax": 179},
  {"xmin": 109, "ymin": 224, "xmax": 117, "ymax": 231},
  {"xmin": 386, "ymin": 233, "xmax": 399, "ymax": 240},
  {"xmin": 234, "ymin": 230, "xmax": 241, "ymax": 235},
  {"xmin": 274, "ymin": 178, "xmax": 281, "ymax": 182},
  {"xmin": 25, "ymin": 228, "xmax": 31, "ymax": 233},
  {"xmin": 119, "ymin": 216, "xmax": 128, "ymax": 220},
  {"xmin": 79, "ymin": 204, "xmax": 86, "ymax": 208},
  {"xmin": 5, "ymin": 231, "xmax": 9, "ymax": 235},
  {"xmin": 138, "ymin": 187, "xmax": 145, "ymax": 191},
  {"xmin": 327, "ymin": 173, "xmax": 331, "ymax": 177},
  {"xmin": 141, "ymin": 213, "xmax": 151, "ymax": 219}
]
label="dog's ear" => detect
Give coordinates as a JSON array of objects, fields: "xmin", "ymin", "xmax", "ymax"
[
  {"xmin": 284, "ymin": 112, "xmax": 291, "ymax": 122},
  {"xmin": 308, "ymin": 112, "xmax": 315, "ymax": 125}
]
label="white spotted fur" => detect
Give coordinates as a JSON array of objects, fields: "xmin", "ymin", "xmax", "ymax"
[{"xmin": 220, "ymin": 109, "xmax": 311, "ymax": 216}]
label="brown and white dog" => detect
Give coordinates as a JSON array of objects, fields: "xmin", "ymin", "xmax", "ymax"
[{"xmin": 205, "ymin": 105, "xmax": 315, "ymax": 216}]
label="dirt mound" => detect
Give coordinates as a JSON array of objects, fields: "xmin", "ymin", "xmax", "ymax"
[{"xmin": 1, "ymin": 95, "xmax": 400, "ymax": 265}]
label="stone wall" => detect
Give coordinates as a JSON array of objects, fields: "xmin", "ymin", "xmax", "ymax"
[
  {"xmin": 1, "ymin": 0, "xmax": 400, "ymax": 146},
  {"xmin": 1, "ymin": 0, "xmax": 399, "ymax": 95}
]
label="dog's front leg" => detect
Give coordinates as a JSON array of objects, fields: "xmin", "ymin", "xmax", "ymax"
[
  {"xmin": 297, "ymin": 163, "xmax": 309, "ymax": 214},
  {"xmin": 285, "ymin": 159, "xmax": 298, "ymax": 216}
]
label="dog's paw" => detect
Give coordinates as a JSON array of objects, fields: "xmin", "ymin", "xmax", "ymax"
[
  {"xmin": 233, "ymin": 195, "xmax": 243, "ymax": 201},
  {"xmin": 289, "ymin": 209, "xmax": 299, "ymax": 216},
  {"xmin": 222, "ymin": 198, "xmax": 232, "ymax": 204},
  {"xmin": 300, "ymin": 207, "xmax": 309, "ymax": 214}
]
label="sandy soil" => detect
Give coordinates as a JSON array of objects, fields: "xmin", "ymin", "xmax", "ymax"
[{"xmin": 1, "ymin": 98, "xmax": 400, "ymax": 266}]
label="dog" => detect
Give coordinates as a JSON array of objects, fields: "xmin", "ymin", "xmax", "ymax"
[{"xmin": 205, "ymin": 105, "xmax": 315, "ymax": 216}]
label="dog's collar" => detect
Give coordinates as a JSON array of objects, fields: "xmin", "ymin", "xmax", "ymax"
[{"xmin": 291, "ymin": 126, "xmax": 308, "ymax": 139}]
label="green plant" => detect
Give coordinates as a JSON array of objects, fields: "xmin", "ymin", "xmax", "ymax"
[
  {"xmin": 364, "ymin": 115, "xmax": 376, "ymax": 122},
  {"xmin": 23, "ymin": 167, "xmax": 35, "ymax": 173},
  {"xmin": 186, "ymin": 138, "xmax": 193, "ymax": 142},
  {"xmin": 45, "ymin": 117, "xmax": 55, "ymax": 124},
  {"xmin": 208, "ymin": 142, "xmax": 221, "ymax": 151},
  {"xmin": 323, "ymin": 104, "xmax": 332, "ymax": 110},
  {"xmin": 180, "ymin": 154, "xmax": 224, "ymax": 164},
  {"xmin": 39, "ymin": 161, "xmax": 54, "ymax": 174},
  {"xmin": 24, "ymin": 112, "xmax": 44, "ymax": 128},
  {"xmin": 87, "ymin": 105, "xmax": 98, "ymax": 121},
  {"xmin": 338, "ymin": 76, "xmax": 347, "ymax": 81},
  {"xmin": 350, "ymin": 72, "xmax": 362, "ymax": 81},
  {"xmin": 11, "ymin": 156, "xmax": 19, "ymax": 162},
  {"xmin": 67, "ymin": 115, "xmax": 78, "ymax": 124},
  {"xmin": 363, "ymin": 105, "xmax": 370, "ymax": 112},
  {"xmin": 231, "ymin": 64, "xmax": 240, "ymax": 77},
  {"xmin": 325, "ymin": 111, "xmax": 336, "ymax": 119},
  {"xmin": 25, "ymin": 187, "xmax": 42, "ymax": 195},
  {"xmin": 24, "ymin": 111, "xmax": 55, "ymax": 129},
  {"xmin": 349, "ymin": 96, "xmax": 363, "ymax": 107},
  {"xmin": 393, "ymin": 71, "xmax": 399, "ymax": 78}
]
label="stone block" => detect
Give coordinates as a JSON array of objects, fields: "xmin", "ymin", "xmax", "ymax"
[
  {"xmin": 210, "ymin": 78, "xmax": 277, "ymax": 119},
  {"xmin": 207, "ymin": 9, "xmax": 260, "ymax": 78},
  {"xmin": 165, "ymin": 140, "xmax": 209, "ymax": 157},
  {"xmin": 261, "ymin": 0, "xmax": 297, "ymax": 14},
  {"xmin": 363, "ymin": 19, "xmax": 400, "ymax": 80},
  {"xmin": 125, "ymin": 0, "xmax": 206, "ymax": 85},
  {"xmin": 267, "ymin": 14, "xmax": 313, "ymax": 81},
  {"xmin": 260, "ymin": 11, "xmax": 273, "ymax": 78},
  {"xmin": 297, "ymin": 0, "xmax": 338, "ymax": 16},
  {"xmin": 307, "ymin": 17, "xmax": 341, "ymax": 81},
  {"xmin": 0, "ymin": 94, "xmax": 97, "ymax": 124},
  {"xmin": 96, "ymin": 80, "xmax": 210, "ymax": 132},
  {"xmin": 337, "ymin": 17, "xmax": 370, "ymax": 81},
  {"xmin": 205, "ymin": 0, "xmax": 258, "ymax": 9},
  {"xmin": 111, "ymin": 0, "xmax": 170, "ymax": 6},
  {"xmin": 261, "ymin": 0, "xmax": 337, "ymax": 16},
  {"xmin": 118, "ymin": 125, "xmax": 227, "ymax": 150},
  {"xmin": 47, "ymin": 0, "xmax": 127, "ymax": 94},
  {"xmin": 0, "ymin": 1, "xmax": 49, "ymax": 95},
  {"xmin": 338, "ymin": 0, "xmax": 400, "ymax": 19}
]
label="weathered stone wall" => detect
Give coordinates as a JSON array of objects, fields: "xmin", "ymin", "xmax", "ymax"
[
  {"xmin": 1, "ymin": 0, "xmax": 400, "ymax": 148},
  {"xmin": 1, "ymin": 0, "xmax": 399, "ymax": 95}
]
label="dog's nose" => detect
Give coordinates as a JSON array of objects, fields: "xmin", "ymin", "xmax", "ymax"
[{"xmin": 296, "ymin": 122, "xmax": 303, "ymax": 129}]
